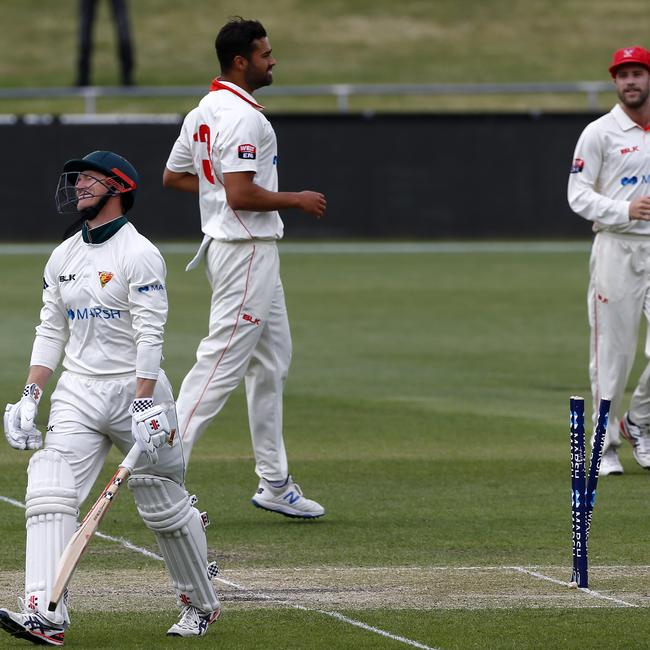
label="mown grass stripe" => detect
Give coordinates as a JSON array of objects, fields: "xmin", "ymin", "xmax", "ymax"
[
  {"xmin": 0, "ymin": 493, "xmax": 441, "ymax": 649},
  {"xmin": 0, "ymin": 241, "xmax": 592, "ymax": 256}
]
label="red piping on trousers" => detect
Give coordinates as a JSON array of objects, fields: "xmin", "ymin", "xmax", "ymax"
[{"xmin": 180, "ymin": 245, "xmax": 256, "ymax": 440}]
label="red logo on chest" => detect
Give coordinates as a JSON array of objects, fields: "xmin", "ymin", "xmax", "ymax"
[{"xmin": 98, "ymin": 271, "xmax": 114, "ymax": 288}]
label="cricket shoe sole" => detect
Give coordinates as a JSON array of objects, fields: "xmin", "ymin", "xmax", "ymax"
[
  {"xmin": 0, "ymin": 608, "xmax": 65, "ymax": 646},
  {"xmin": 166, "ymin": 605, "xmax": 221, "ymax": 637},
  {"xmin": 252, "ymin": 477, "xmax": 325, "ymax": 519},
  {"xmin": 620, "ymin": 414, "xmax": 650, "ymax": 469}
]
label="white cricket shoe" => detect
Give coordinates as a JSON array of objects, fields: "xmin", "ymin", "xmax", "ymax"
[
  {"xmin": 0, "ymin": 606, "xmax": 65, "ymax": 646},
  {"xmin": 252, "ymin": 476, "xmax": 325, "ymax": 519},
  {"xmin": 166, "ymin": 605, "xmax": 220, "ymax": 637},
  {"xmin": 599, "ymin": 447, "xmax": 624, "ymax": 476},
  {"xmin": 620, "ymin": 413, "xmax": 650, "ymax": 469}
]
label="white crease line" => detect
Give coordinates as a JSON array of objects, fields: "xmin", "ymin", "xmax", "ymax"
[
  {"xmin": 0, "ymin": 494, "xmax": 440, "ymax": 650},
  {"xmin": 0, "ymin": 495, "xmax": 25, "ymax": 508},
  {"xmin": 94, "ymin": 531, "xmax": 164, "ymax": 561},
  {"xmin": 215, "ymin": 574, "xmax": 439, "ymax": 650},
  {"xmin": 509, "ymin": 566, "xmax": 638, "ymax": 608},
  {"xmin": 0, "ymin": 494, "xmax": 643, "ymax": 615}
]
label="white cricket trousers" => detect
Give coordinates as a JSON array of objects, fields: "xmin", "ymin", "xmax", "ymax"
[
  {"xmin": 45, "ymin": 369, "xmax": 184, "ymax": 502},
  {"xmin": 176, "ymin": 239, "xmax": 291, "ymax": 481},
  {"xmin": 588, "ymin": 231, "xmax": 650, "ymax": 448}
]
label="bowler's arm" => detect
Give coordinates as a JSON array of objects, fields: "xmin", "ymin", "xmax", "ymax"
[
  {"xmin": 223, "ymin": 171, "xmax": 326, "ymax": 218},
  {"xmin": 162, "ymin": 168, "xmax": 199, "ymax": 194}
]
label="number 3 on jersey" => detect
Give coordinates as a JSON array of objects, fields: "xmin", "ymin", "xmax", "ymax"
[{"xmin": 193, "ymin": 124, "xmax": 215, "ymax": 184}]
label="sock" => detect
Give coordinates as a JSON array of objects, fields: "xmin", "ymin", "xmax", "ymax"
[{"xmin": 267, "ymin": 476, "xmax": 289, "ymax": 489}]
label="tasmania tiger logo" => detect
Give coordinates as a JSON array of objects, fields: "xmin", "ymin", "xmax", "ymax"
[{"xmin": 98, "ymin": 271, "xmax": 114, "ymax": 288}]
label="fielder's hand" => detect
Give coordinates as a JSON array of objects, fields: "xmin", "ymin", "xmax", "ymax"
[
  {"xmin": 128, "ymin": 398, "xmax": 170, "ymax": 464},
  {"xmin": 3, "ymin": 383, "xmax": 44, "ymax": 450},
  {"xmin": 297, "ymin": 191, "xmax": 326, "ymax": 219}
]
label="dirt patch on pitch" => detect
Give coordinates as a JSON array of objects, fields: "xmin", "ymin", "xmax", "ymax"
[{"xmin": 0, "ymin": 566, "xmax": 647, "ymax": 613}]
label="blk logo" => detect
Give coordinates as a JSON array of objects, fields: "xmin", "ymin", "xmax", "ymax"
[
  {"xmin": 59, "ymin": 274, "xmax": 76, "ymax": 282},
  {"xmin": 243, "ymin": 313, "xmax": 261, "ymax": 326}
]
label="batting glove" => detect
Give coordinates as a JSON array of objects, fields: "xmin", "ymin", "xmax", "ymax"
[
  {"xmin": 3, "ymin": 383, "xmax": 44, "ymax": 451},
  {"xmin": 128, "ymin": 398, "xmax": 170, "ymax": 464}
]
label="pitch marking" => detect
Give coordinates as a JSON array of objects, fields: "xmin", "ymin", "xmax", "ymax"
[
  {"xmin": 510, "ymin": 566, "xmax": 638, "ymax": 608},
  {"xmin": 0, "ymin": 495, "xmax": 440, "ymax": 650}
]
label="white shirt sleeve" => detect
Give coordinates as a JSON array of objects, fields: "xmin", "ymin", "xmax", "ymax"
[
  {"xmin": 216, "ymin": 109, "xmax": 262, "ymax": 175},
  {"xmin": 30, "ymin": 250, "xmax": 68, "ymax": 371},
  {"xmin": 567, "ymin": 123, "xmax": 630, "ymax": 226},
  {"xmin": 127, "ymin": 245, "xmax": 168, "ymax": 380},
  {"xmin": 166, "ymin": 110, "xmax": 197, "ymax": 174}
]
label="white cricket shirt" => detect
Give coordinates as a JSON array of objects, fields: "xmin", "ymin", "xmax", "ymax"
[
  {"xmin": 568, "ymin": 103, "xmax": 650, "ymax": 234},
  {"xmin": 30, "ymin": 219, "xmax": 168, "ymax": 379},
  {"xmin": 166, "ymin": 79, "xmax": 283, "ymax": 242}
]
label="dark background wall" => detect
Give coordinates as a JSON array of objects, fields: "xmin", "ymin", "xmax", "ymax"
[{"xmin": 0, "ymin": 113, "xmax": 597, "ymax": 241}]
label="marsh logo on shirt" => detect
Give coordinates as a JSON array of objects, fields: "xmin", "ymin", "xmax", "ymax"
[
  {"xmin": 138, "ymin": 283, "xmax": 165, "ymax": 293},
  {"xmin": 238, "ymin": 144, "xmax": 256, "ymax": 160},
  {"xmin": 67, "ymin": 306, "xmax": 121, "ymax": 320},
  {"xmin": 98, "ymin": 271, "xmax": 114, "ymax": 288},
  {"xmin": 621, "ymin": 176, "xmax": 638, "ymax": 186}
]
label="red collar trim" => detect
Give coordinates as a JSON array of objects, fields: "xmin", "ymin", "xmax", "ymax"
[{"xmin": 209, "ymin": 78, "xmax": 265, "ymax": 109}]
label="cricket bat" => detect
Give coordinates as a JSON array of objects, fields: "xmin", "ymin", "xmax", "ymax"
[{"xmin": 47, "ymin": 444, "xmax": 142, "ymax": 614}]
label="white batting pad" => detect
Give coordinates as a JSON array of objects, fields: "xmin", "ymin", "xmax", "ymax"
[
  {"xmin": 25, "ymin": 449, "xmax": 79, "ymax": 626},
  {"xmin": 128, "ymin": 475, "xmax": 220, "ymax": 613}
]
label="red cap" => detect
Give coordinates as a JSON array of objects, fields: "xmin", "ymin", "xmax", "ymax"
[{"xmin": 609, "ymin": 46, "xmax": 650, "ymax": 76}]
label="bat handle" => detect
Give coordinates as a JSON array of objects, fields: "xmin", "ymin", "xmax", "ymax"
[{"xmin": 119, "ymin": 444, "xmax": 142, "ymax": 473}]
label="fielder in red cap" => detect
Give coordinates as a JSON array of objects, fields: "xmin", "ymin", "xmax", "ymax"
[
  {"xmin": 609, "ymin": 46, "xmax": 650, "ymax": 77},
  {"xmin": 568, "ymin": 46, "xmax": 650, "ymax": 476}
]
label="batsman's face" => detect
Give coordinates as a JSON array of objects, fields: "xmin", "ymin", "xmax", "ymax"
[
  {"xmin": 614, "ymin": 65, "xmax": 650, "ymax": 109},
  {"xmin": 244, "ymin": 37, "xmax": 276, "ymax": 90},
  {"xmin": 75, "ymin": 170, "xmax": 110, "ymax": 210}
]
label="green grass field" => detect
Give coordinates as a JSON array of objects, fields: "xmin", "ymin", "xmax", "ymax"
[
  {"xmin": 1, "ymin": 243, "xmax": 650, "ymax": 648},
  {"xmin": 1, "ymin": 0, "xmax": 644, "ymax": 113}
]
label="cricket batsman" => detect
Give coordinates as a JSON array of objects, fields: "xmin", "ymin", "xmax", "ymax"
[{"xmin": 0, "ymin": 151, "xmax": 220, "ymax": 645}]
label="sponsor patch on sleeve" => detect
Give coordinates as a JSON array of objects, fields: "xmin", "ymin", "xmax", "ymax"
[
  {"xmin": 238, "ymin": 144, "xmax": 256, "ymax": 160},
  {"xmin": 570, "ymin": 158, "xmax": 584, "ymax": 174}
]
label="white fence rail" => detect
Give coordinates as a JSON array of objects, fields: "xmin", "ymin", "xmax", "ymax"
[{"xmin": 0, "ymin": 82, "xmax": 614, "ymax": 114}]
